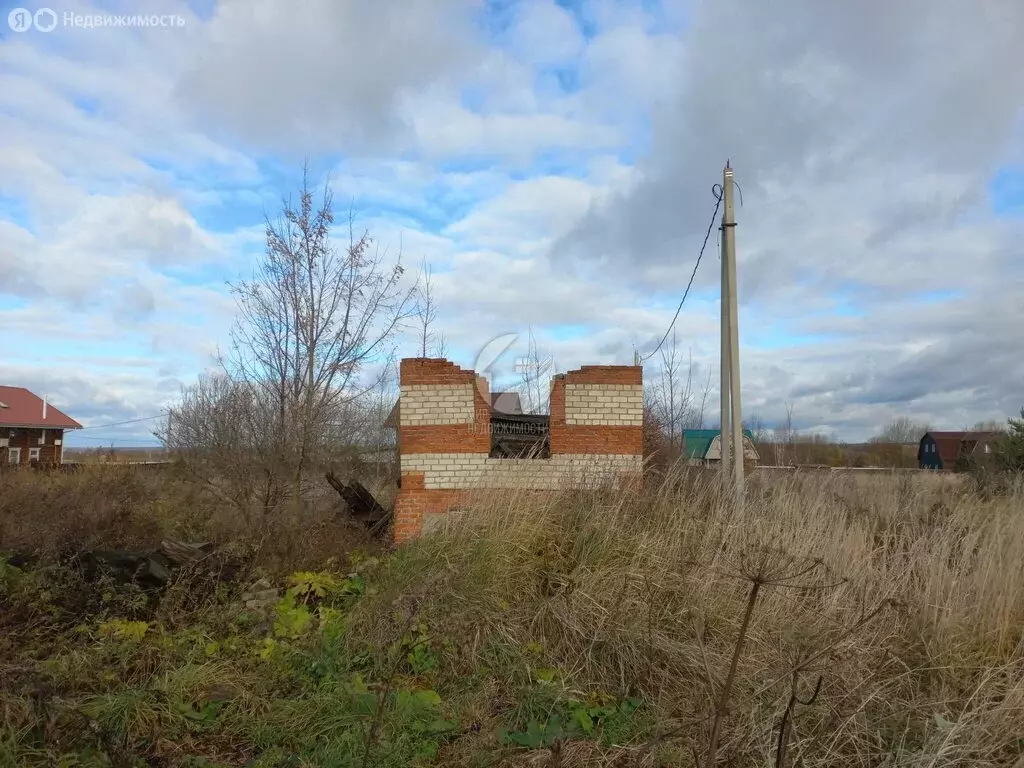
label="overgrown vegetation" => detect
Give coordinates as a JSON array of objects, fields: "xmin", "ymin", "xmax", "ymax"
[
  {"xmin": 958, "ymin": 409, "xmax": 1024, "ymax": 499},
  {"xmin": 0, "ymin": 465, "xmax": 387, "ymax": 573},
  {"xmin": 158, "ymin": 169, "xmax": 412, "ymax": 524},
  {"xmin": 3, "ymin": 464, "xmax": 1023, "ymax": 766},
  {"xmin": 996, "ymin": 409, "xmax": 1024, "ymax": 473}
]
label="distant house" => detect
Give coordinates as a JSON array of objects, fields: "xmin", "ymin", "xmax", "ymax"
[
  {"xmin": 681, "ymin": 428, "xmax": 760, "ymax": 466},
  {"xmin": 918, "ymin": 431, "xmax": 1003, "ymax": 471},
  {"xmin": 0, "ymin": 387, "xmax": 82, "ymax": 466}
]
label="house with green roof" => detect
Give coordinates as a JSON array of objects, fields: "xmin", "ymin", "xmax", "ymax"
[{"xmin": 681, "ymin": 429, "xmax": 760, "ymax": 465}]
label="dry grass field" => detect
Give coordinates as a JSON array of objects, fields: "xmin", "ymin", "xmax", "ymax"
[{"xmin": 1, "ymin": 464, "xmax": 1022, "ymax": 766}]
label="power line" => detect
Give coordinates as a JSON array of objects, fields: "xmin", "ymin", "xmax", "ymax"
[
  {"xmin": 78, "ymin": 413, "xmax": 167, "ymax": 431},
  {"xmin": 640, "ymin": 184, "xmax": 725, "ymax": 363},
  {"xmin": 69, "ymin": 436, "xmax": 162, "ymax": 443}
]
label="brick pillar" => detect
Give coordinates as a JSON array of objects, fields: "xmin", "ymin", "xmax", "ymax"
[
  {"xmin": 549, "ymin": 365, "xmax": 643, "ymax": 486},
  {"xmin": 393, "ymin": 358, "xmax": 491, "ymax": 542}
]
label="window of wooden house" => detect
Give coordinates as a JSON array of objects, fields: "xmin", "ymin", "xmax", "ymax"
[{"xmin": 29, "ymin": 447, "xmax": 41, "ymax": 462}]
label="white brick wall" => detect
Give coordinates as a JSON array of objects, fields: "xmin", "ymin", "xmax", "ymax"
[
  {"xmin": 564, "ymin": 383, "xmax": 643, "ymax": 426},
  {"xmin": 401, "ymin": 452, "xmax": 642, "ymax": 490},
  {"xmin": 399, "ymin": 384, "xmax": 476, "ymax": 425}
]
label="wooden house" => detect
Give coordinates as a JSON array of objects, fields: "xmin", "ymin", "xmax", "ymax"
[{"xmin": 0, "ymin": 387, "xmax": 82, "ymax": 466}]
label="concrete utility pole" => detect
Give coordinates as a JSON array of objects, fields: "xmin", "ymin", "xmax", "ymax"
[
  {"xmin": 719, "ymin": 204, "xmax": 731, "ymax": 479},
  {"xmin": 720, "ymin": 162, "xmax": 744, "ymax": 497}
]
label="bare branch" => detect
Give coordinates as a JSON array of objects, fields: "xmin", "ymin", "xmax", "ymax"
[{"xmin": 166, "ymin": 167, "xmax": 414, "ymax": 511}]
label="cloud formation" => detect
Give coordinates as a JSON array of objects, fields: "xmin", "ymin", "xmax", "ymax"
[
  {"xmin": 557, "ymin": 0, "xmax": 1024, "ymax": 432},
  {"xmin": 0, "ymin": 0, "xmax": 1021, "ymax": 445}
]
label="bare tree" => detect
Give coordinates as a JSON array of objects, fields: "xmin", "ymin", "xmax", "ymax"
[
  {"xmin": 328, "ymin": 357, "xmax": 400, "ymax": 487},
  {"xmin": 971, "ymin": 419, "xmax": 1006, "ymax": 432},
  {"xmin": 771, "ymin": 402, "xmax": 797, "ymax": 466},
  {"xmin": 693, "ymin": 364, "xmax": 713, "ymax": 431},
  {"xmin": 873, "ymin": 416, "xmax": 931, "ymax": 444},
  {"xmin": 648, "ymin": 331, "xmax": 709, "ymax": 451},
  {"xmin": 413, "ymin": 259, "xmax": 447, "ymax": 358},
  {"xmin": 643, "ymin": 391, "xmax": 677, "ymax": 472},
  {"xmin": 517, "ymin": 327, "xmax": 554, "ymax": 414},
  {"xmin": 656, "ymin": 330, "xmax": 690, "ymax": 451},
  {"xmin": 745, "ymin": 411, "xmax": 770, "ymax": 443},
  {"xmin": 434, "ymin": 332, "xmax": 448, "ymax": 359},
  {"xmin": 166, "ymin": 167, "xmax": 417, "ymax": 514},
  {"xmin": 159, "ymin": 372, "xmax": 286, "ymax": 520}
]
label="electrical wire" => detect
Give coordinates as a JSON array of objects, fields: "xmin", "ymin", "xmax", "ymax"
[
  {"xmin": 68, "ymin": 436, "xmax": 162, "ymax": 443},
  {"xmin": 77, "ymin": 413, "xmax": 167, "ymax": 431},
  {"xmin": 640, "ymin": 183, "xmax": 725, "ymax": 363}
]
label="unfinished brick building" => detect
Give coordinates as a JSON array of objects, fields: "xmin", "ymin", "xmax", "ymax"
[{"xmin": 392, "ymin": 357, "xmax": 643, "ymax": 542}]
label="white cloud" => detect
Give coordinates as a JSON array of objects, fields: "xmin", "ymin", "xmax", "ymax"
[
  {"xmin": 174, "ymin": 0, "xmax": 484, "ymax": 155},
  {"xmin": 1, "ymin": 0, "xmax": 1022, "ymax": 443},
  {"xmin": 504, "ymin": 1, "xmax": 586, "ymax": 66},
  {"xmin": 446, "ymin": 175, "xmax": 602, "ymax": 251},
  {"xmin": 407, "ymin": 95, "xmax": 622, "ymax": 161}
]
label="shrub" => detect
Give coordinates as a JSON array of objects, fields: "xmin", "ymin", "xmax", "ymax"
[
  {"xmin": 961, "ymin": 409, "xmax": 1024, "ymax": 497},
  {"xmin": 0, "ymin": 465, "xmax": 380, "ymax": 573},
  {"xmin": 996, "ymin": 409, "xmax": 1024, "ymax": 473}
]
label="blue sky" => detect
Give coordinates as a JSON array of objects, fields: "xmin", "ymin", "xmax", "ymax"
[{"xmin": 1, "ymin": 0, "xmax": 1023, "ymax": 446}]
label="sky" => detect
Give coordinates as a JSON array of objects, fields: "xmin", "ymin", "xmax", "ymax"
[{"xmin": 1, "ymin": 0, "xmax": 1023, "ymax": 447}]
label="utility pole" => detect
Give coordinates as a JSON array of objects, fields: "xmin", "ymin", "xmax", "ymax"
[
  {"xmin": 719, "ymin": 200, "xmax": 731, "ymax": 480},
  {"xmin": 724, "ymin": 163, "xmax": 744, "ymax": 495},
  {"xmin": 720, "ymin": 162, "xmax": 744, "ymax": 498}
]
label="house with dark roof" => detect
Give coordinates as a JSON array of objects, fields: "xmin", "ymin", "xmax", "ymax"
[
  {"xmin": 0, "ymin": 387, "xmax": 82, "ymax": 466},
  {"xmin": 918, "ymin": 431, "xmax": 1003, "ymax": 471},
  {"xmin": 681, "ymin": 428, "xmax": 760, "ymax": 465}
]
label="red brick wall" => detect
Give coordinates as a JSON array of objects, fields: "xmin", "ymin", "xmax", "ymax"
[
  {"xmin": 562, "ymin": 366, "xmax": 643, "ymax": 386},
  {"xmin": 393, "ymin": 470, "xmax": 472, "ymax": 542},
  {"xmin": 397, "ymin": 359, "xmax": 491, "ymax": 457},
  {"xmin": 549, "ymin": 368, "xmax": 643, "ymax": 456},
  {"xmin": 392, "ymin": 358, "xmax": 643, "ymax": 543}
]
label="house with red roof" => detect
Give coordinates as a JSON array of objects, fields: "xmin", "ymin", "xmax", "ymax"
[
  {"xmin": 918, "ymin": 430, "xmax": 1004, "ymax": 471},
  {"xmin": 0, "ymin": 386, "xmax": 82, "ymax": 466}
]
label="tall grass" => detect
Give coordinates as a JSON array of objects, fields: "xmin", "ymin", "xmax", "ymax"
[
  {"xmin": 355, "ymin": 467, "xmax": 1024, "ymax": 766},
  {"xmin": 0, "ymin": 464, "xmax": 380, "ymax": 572},
  {"xmin": 2, "ymin": 464, "xmax": 1022, "ymax": 765}
]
